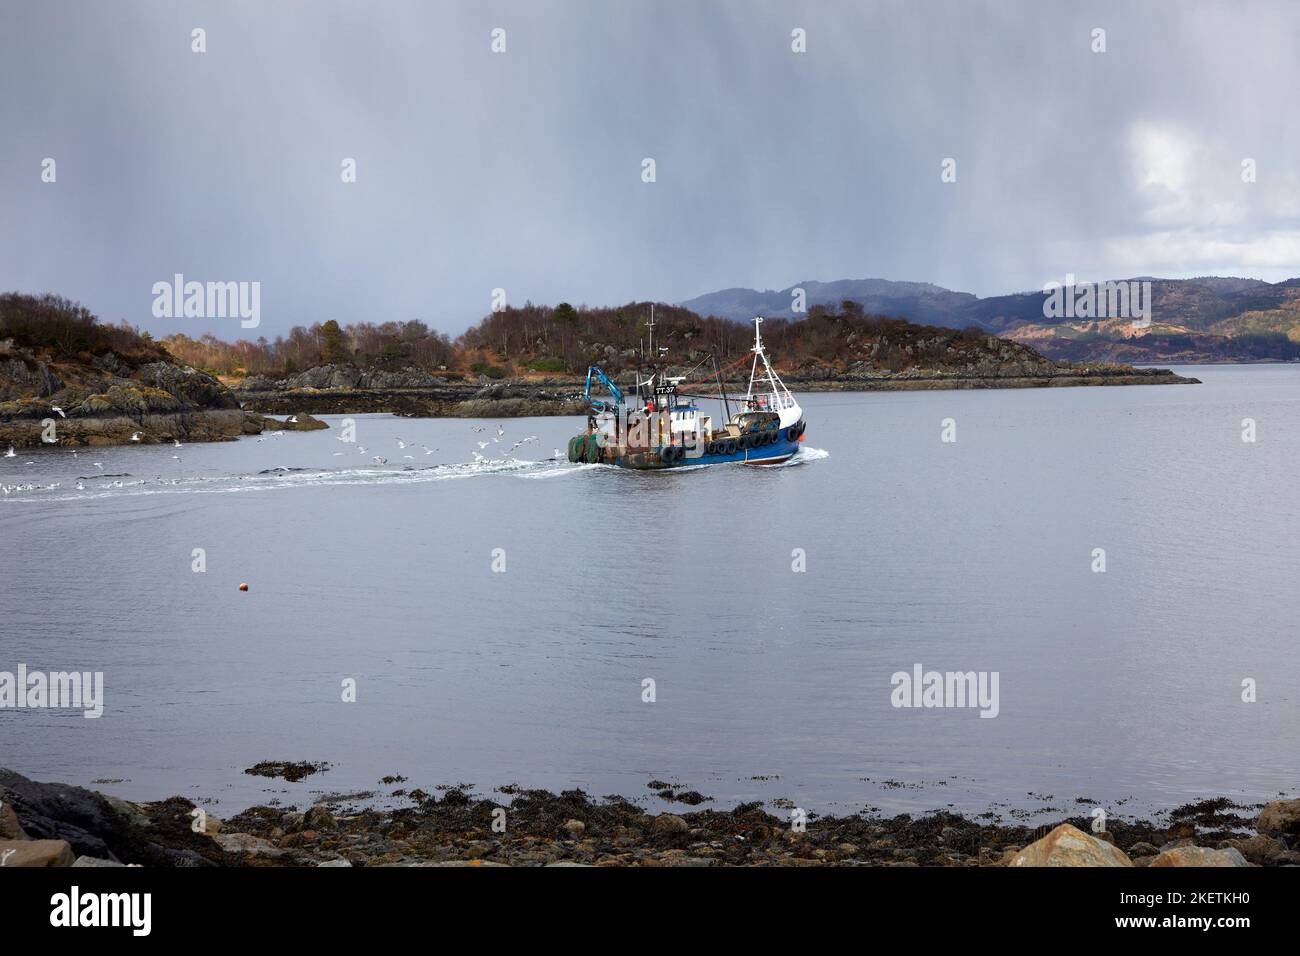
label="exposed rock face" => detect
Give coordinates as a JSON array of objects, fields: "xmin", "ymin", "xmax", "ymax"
[
  {"xmin": 240, "ymin": 364, "xmax": 446, "ymax": 391},
  {"xmin": 0, "ymin": 769, "xmax": 217, "ymax": 866},
  {"xmin": 0, "ymin": 768, "xmax": 128, "ymax": 860},
  {"xmin": 1150, "ymin": 846, "xmax": 1249, "ymax": 867},
  {"xmin": 1008, "ymin": 824, "xmax": 1135, "ymax": 867},
  {"xmin": 1256, "ymin": 798, "xmax": 1300, "ymax": 838},
  {"xmin": 0, "ymin": 338, "xmax": 261, "ymax": 447}
]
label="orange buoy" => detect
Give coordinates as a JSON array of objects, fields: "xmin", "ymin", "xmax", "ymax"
[{"xmin": 239, "ymin": 583, "xmax": 249, "ymax": 591}]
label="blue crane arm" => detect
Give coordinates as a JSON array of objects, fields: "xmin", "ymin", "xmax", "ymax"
[{"xmin": 584, "ymin": 365, "xmax": 623, "ymax": 410}]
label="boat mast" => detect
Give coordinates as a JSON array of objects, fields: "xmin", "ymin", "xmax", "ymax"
[
  {"xmin": 746, "ymin": 316, "xmax": 794, "ymax": 412},
  {"xmin": 745, "ymin": 317, "xmax": 763, "ymax": 406}
]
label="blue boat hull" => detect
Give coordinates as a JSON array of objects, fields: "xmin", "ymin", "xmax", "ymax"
[{"xmin": 611, "ymin": 425, "xmax": 804, "ymax": 470}]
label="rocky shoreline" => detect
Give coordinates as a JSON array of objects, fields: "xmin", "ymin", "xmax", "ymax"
[
  {"xmin": 233, "ymin": 364, "xmax": 1198, "ymax": 420},
  {"xmin": 2, "ymin": 768, "xmax": 1294, "ymax": 868}
]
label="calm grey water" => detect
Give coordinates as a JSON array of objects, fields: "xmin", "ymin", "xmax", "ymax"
[{"xmin": 3, "ymin": 364, "xmax": 1298, "ymax": 820}]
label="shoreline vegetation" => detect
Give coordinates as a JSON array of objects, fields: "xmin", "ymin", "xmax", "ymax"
[
  {"xmin": 2, "ymin": 767, "xmax": 1296, "ymax": 868},
  {"xmin": 2, "ymin": 293, "xmax": 1197, "ymax": 448}
]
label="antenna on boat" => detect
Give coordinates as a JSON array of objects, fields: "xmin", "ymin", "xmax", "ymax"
[{"xmin": 645, "ymin": 304, "xmax": 656, "ymax": 361}]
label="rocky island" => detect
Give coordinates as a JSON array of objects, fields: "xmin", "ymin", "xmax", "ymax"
[
  {"xmin": 2, "ymin": 294, "xmax": 1197, "ymax": 446},
  {"xmin": 0, "ymin": 293, "xmax": 324, "ymax": 448},
  {"xmin": 227, "ymin": 302, "xmax": 1195, "ymax": 419}
]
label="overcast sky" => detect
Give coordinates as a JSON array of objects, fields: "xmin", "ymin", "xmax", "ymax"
[{"xmin": 2, "ymin": 0, "xmax": 1298, "ymax": 340}]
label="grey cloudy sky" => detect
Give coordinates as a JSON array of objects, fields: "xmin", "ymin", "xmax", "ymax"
[{"xmin": 2, "ymin": 0, "xmax": 1298, "ymax": 340}]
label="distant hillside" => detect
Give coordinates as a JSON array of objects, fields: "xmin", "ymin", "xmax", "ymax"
[
  {"xmin": 680, "ymin": 279, "xmax": 977, "ymax": 327},
  {"xmin": 681, "ymin": 276, "xmax": 1300, "ymax": 363}
]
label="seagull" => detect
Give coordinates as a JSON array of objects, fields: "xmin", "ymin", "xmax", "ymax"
[
  {"xmin": 496, "ymin": 425, "xmax": 505, "ymax": 439},
  {"xmin": 422, "ymin": 445, "xmax": 435, "ymax": 455},
  {"xmin": 553, "ymin": 448, "xmax": 562, "ymax": 459},
  {"xmin": 333, "ymin": 452, "xmax": 344, "ymax": 456},
  {"xmin": 403, "ymin": 455, "xmax": 414, "ymax": 460},
  {"xmin": 477, "ymin": 441, "xmax": 489, "ymax": 449},
  {"xmin": 171, "ymin": 455, "xmax": 182, "ymax": 461},
  {"xmin": 358, "ymin": 446, "xmax": 367, "ymax": 454},
  {"xmin": 51, "ymin": 405, "xmax": 65, "ymax": 417},
  {"xmin": 397, "ymin": 439, "xmax": 408, "ymax": 449},
  {"xmin": 93, "ymin": 462, "xmax": 103, "ymax": 470},
  {"xmin": 76, "ymin": 481, "xmax": 84, "ymax": 490},
  {"xmin": 4, "ymin": 446, "xmax": 14, "ymax": 458},
  {"xmin": 173, "ymin": 439, "xmax": 182, "ymax": 448},
  {"xmin": 288, "ymin": 415, "xmax": 298, "ymax": 423},
  {"xmin": 372, "ymin": 456, "xmax": 387, "ymax": 464},
  {"xmin": 471, "ymin": 425, "xmax": 485, "ymax": 433}
]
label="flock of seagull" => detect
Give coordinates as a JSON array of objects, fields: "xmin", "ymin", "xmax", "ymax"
[{"xmin": 2, "ymin": 421, "xmax": 560, "ymax": 497}]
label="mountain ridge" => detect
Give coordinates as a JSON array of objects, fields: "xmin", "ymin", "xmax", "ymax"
[{"xmin": 679, "ymin": 276, "xmax": 1300, "ymax": 363}]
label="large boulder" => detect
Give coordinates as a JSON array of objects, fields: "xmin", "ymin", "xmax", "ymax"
[
  {"xmin": 1008, "ymin": 824, "xmax": 1134, "ymax": 867},
  {"xmin": 0, "ymin": 838, "xmax": 75, "ymax": 867},
  {"xmin": 652, "ymin": 814, "xmax": 689, "ymax": 835},
  {"xmin": 1256, "ymin": 799, "xmax": 1300, "ymax": 838},
  {"xmin": 1150, "ymin": 846, "xmax": 1249, "ymax": 867},
  {"xmin": 1224, "ymin": 834, "xmax": 1288, "ymax": 864}
]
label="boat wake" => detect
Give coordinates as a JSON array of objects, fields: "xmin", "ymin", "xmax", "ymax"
[
  {"xmin": 1, "ymin": 456, "xmax": 579, "ymax": 502},
  {"xmin": 765, "ymin": 445, "xmax": 829, "ymax": 467},
  {"xmin": 2, "ymin": 446, "xmax": 827, "ymax": 503}
]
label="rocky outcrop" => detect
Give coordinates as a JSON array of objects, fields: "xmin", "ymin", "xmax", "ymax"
[
  {"xmin": 0, "ymin": 340, "xmax": 269, "ymax": 447},
  {"xmin": 232, "ymin": 357, "xmax": 1194, "ymax": 420},
  {"xmin": 251, "ymin": 412, "xmax": 330, "ymax": 432},
  {"xmin": 1008, "ymin": 824, "xmax": 1135, "ymax": 867},
  {"xmin": 0, "ymin": 769, "xmax": 219, "ymax": 866},
  {"xmin": 235, "ymin": 373, "xmax": 588, "ymax": 419},
  {"xmin": 1256, "ymin": 798, "xmax": 1300, "ymax": 838},
  {"xmin": 240, "ymin": 364, "xmax": 447, "ymax": 391}
]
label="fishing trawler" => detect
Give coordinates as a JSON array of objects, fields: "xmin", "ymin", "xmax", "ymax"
[{"xmin": 566, "ymin": 315, "xmax": 806, "ymax": 469}]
